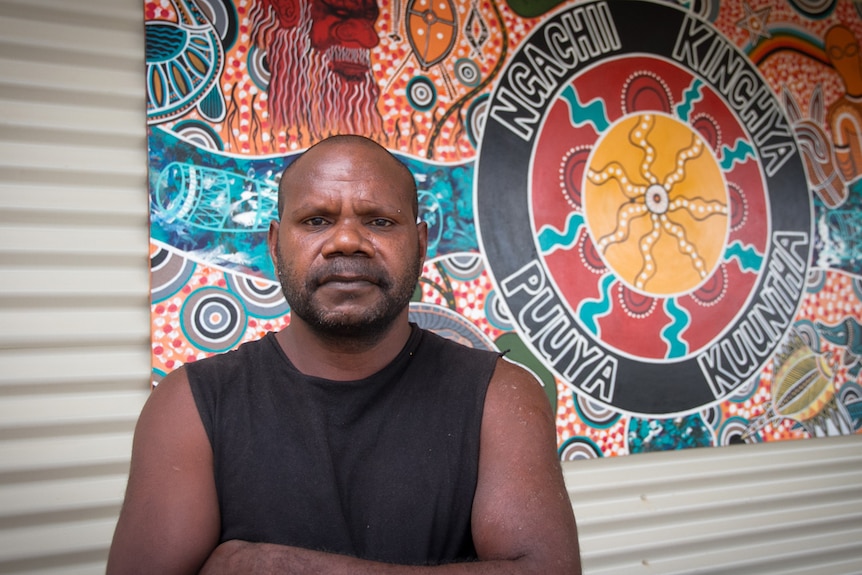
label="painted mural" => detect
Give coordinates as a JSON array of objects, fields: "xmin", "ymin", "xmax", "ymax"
[{"xmin": 147, "ymin": 0, "xmax": 862, "ymax": 458}]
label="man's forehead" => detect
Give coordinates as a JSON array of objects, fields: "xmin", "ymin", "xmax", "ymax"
[
  {"xmin": 289, "ymin": 188, "xmax": 405, "ymax": 210},
  {"xmin": 277, "ymin": 136, "xmax": 417, "ymax": 217},
  {"xmin": 290, "ymin": 141, "xmax": 403, "ymax": 178}
]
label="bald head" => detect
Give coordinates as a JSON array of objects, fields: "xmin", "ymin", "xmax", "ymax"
[{"xmin": 277, "ymin": 135, "xmax": 418, "ymax": 220}]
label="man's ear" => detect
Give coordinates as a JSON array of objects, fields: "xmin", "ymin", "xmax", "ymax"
[{"xmin": 268, "ymin": 220, "xmax": 280, "ymax": 269}]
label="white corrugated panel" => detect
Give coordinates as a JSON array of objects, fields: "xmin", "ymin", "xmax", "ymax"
[
  {"xmin": 0, "ymin": 1, "xmax": 860, "ymax": 574},
  {"xmin": 566, "ymin": 434, "xmax": 862, "ymax": 574},
  {"xmin": 0, "ymin": 0, "xmax": 150, "ymax": 573}
]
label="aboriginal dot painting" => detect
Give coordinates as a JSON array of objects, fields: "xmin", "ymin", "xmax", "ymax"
[{"xmin": 147, "ymin": 0, "xmax": 862, "ymax": 458}]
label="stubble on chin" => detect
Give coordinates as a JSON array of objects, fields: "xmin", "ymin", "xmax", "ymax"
[{"xmin": 274, "ymin": 243, "xmax": 421, "ymax": 342}]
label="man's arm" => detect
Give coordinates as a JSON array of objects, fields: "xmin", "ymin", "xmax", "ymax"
[
  {"xmin": 107, "ymin": 368, "xmax": 221, "ymax": 575},
  {"xmin": 200, "ymin": 358, "xmax": 582, "ymax": 574},
  {"xmin": 471, "ymin": 357, "xmax": 581, "ymax": 572}
]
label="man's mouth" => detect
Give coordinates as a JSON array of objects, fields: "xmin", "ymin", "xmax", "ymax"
[
  {"xmin": 314, "ymin": 266, "xmax": 384, "ymax": 287},
  {"xmin": 319, "ymin": 274, "xmax": 377, "ymax": 287},
  {"xmin": 311, "ymin": 258, "xmax": 388, "ymax": 290}
]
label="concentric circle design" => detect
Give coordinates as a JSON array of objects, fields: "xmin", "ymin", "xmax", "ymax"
[
  {"xmin": 806, "ymin": 268, "xmax": 827, "ymax": 293},
  {"xmin": 247, "ymin": 44, "xmax": 271, "ymax": 91},
  {"xmin": 690, "ymin": 112, "xmax": 722, "ymax": 151},
  {"xmin": 484, "ymin": 290, "xmax": 513, "ymax": 331},
  {"xmin": 226, "ymin": 272, "xmax": 289, "ymax": 318},
  {"xmin": 476, "ymin": 0, "xmax": 811, "ymax": 415},
  {"xmin": 726, "ymin": 182, "xmax": 747, "ymax": 232},
  {"xmin": 687, "ymin": 265, "xmax": 727, "ymax": 307},
  {"xmin": 558, "ymin": 436, "xmax": 603, "ymax": 461},
  {"xmin": 196, "ymin": 0, "xmax": 239, "ymax": 48},
  {"xmin": 408, "ymin": 302, "xmax": 495, "ymax": 350},
  {"xmin": 616, "ymin": 283, "xmax": 657, "ymax": 318},
  {"xmin": 729, "ymin": 374, "xmax": 759, "ymax": 403},
  {"xmin": 788, "ymin": 0, "xmax": 837, "ymax": 19},
  {"xmin": 718, "ymin": 416, "xmax": 758, "ymax": 445},
  {"xmin": 644, "ymin": 184, "xmax": 670, "ymax": 215},
  {"xmin": 173, "ymin": 119, "xmax": 224, "ymax": 150},
  {"xmin": 151, "ymin": 244, "xmax": 197, "ymax": 302},
  {"xmin": 454, "ymin": 58, "xmax": 481, "ymax": 87},
  {"xmin": 181, "ymin": 287, "xmax": 246, "ymax": 352},
  {"xmin": 559, "ymin": 146, "xmax": 590, "ymax": 208},
  {"xmin": 407, "ymin": 76, "xmax": 437, "ymax": 112},
  {"xmin": 578, "ymin": 230, "xmax": 606, "ymax": 275},
  {"xmin": 794, "ymin": 319, "xmax": 821, "ymax": 350},
  {"xmin": 839, "ymin": 381, "xmax": 861, "ymax": 405},
  {"xmin": 700, "ymin": 403, "xmax": 721, "ymax": 428},
  {"xmin": 440, "ymin": 253, "xmax": 484, "ymax": 282},
  {"xmin": 622, "ymin": 71, "xmax": 673, "ymax": 115},
  {"xmin": 574, "ymin": 395, "xmax": 621, "ymax": 429}
]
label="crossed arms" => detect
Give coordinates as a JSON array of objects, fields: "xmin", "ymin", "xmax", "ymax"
[{"xmin": 107, "ymin": 358, "xmax": 581, "ymax": 574}]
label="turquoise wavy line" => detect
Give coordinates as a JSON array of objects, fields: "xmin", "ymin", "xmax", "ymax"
[
  {"xmin": 578, "ymin": 274, "xmax": 615, "ymax": 336},
  {"xmin": 538, "ymin": 212, "xmax": 584, "ymax": 254},
  {"xmin": 661, "ymin": 298, "xmax": 690, "ymax": 359},
  {"xmin": 724, "ymin": 240, "xmax": 763, "ymax": 272},
  {"xmin": 561, "ymin": 85, "xmax": 610, "ymax": 133},
  {"xmin": 720, "ymin": 138, "xmax": 756, "ymax": 170},
  {"xmin": 676, "ymin": 78, "xmax": 704, "ymax": 122}
]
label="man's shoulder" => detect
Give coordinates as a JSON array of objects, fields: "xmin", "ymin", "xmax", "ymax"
[{"xmin": 412, "ymin": 326, "xmax": 502, "ymax": 389}]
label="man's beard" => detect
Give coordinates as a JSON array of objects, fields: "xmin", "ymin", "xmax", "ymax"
[{"xmin": 275, "ymin": 243, "xmax": 422, "ymax": 342}]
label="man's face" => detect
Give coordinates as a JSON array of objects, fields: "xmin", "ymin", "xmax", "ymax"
[{"xmin": 270, "ymin": 141, "xmax": 427, "ymax": 339}]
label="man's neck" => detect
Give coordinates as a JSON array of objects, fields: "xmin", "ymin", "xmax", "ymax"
[{"xmin": 275, "ymin": 318, "xmax": 413, "ymax": 381}]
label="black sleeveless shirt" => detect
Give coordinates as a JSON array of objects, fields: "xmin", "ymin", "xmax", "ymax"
[{"xmin": 187, "ymin": 325, "xmax": 499, "ymax": 565}]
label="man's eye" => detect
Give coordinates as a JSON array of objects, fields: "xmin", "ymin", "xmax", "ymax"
[
  {"xmin": 304, "ymin": 217, "xmax": 329, "ymax": 226},
  {"xmin": 369, "ymin": 218, "xmax": 393, "ymax": 227}
]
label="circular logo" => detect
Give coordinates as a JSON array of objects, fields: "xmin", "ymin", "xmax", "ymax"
[
  {"xmin": 582, "ymin": 112, "xmax": 729, "ymax": 296},
  {"xmin": 476, "ymin": 0, "xmax": 812, "ymax": 415}
]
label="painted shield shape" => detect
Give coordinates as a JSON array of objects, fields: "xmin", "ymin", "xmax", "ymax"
[{"xmin": 406, "ymin": 0, "xmax": 457, "ymax": 69}]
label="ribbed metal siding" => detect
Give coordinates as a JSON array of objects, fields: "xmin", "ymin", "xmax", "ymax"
[
  {"xmin": 567, "ymin": 434, "xmax": 862, "ymax": 574},
  {"xmin": 0, "ymin": 1, "xmax": 860, "ymax": 574},
  {"xmin": 0, "ymin": 0, "xmax": 150, "ymax": 573}
]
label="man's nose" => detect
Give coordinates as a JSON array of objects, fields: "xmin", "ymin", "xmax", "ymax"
[{"xmin": 322, "ymin": 220, "xmax": 374, "ymax": 256}]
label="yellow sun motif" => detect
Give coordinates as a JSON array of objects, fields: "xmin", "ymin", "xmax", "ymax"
[{"xmin": 584, "ymin": 113, "xmax": 729, "ymax": 296}]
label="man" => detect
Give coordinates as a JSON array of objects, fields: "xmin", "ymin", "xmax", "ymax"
[{"xmin": 108, "ymin": 135, "xmax": 581, "ymax": 574}]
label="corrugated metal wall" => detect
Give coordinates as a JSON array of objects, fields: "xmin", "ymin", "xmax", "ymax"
[
  {"xmin": 567, "ymin": 435, "xmax": 862, "ymax": 574},
  {"xmin": 0, "ymin": 0, "xmax": 151, "ymax": 572},
  {"xmin": 0, "ymin": 1, "xmax": 859, "ymax": 574}
]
